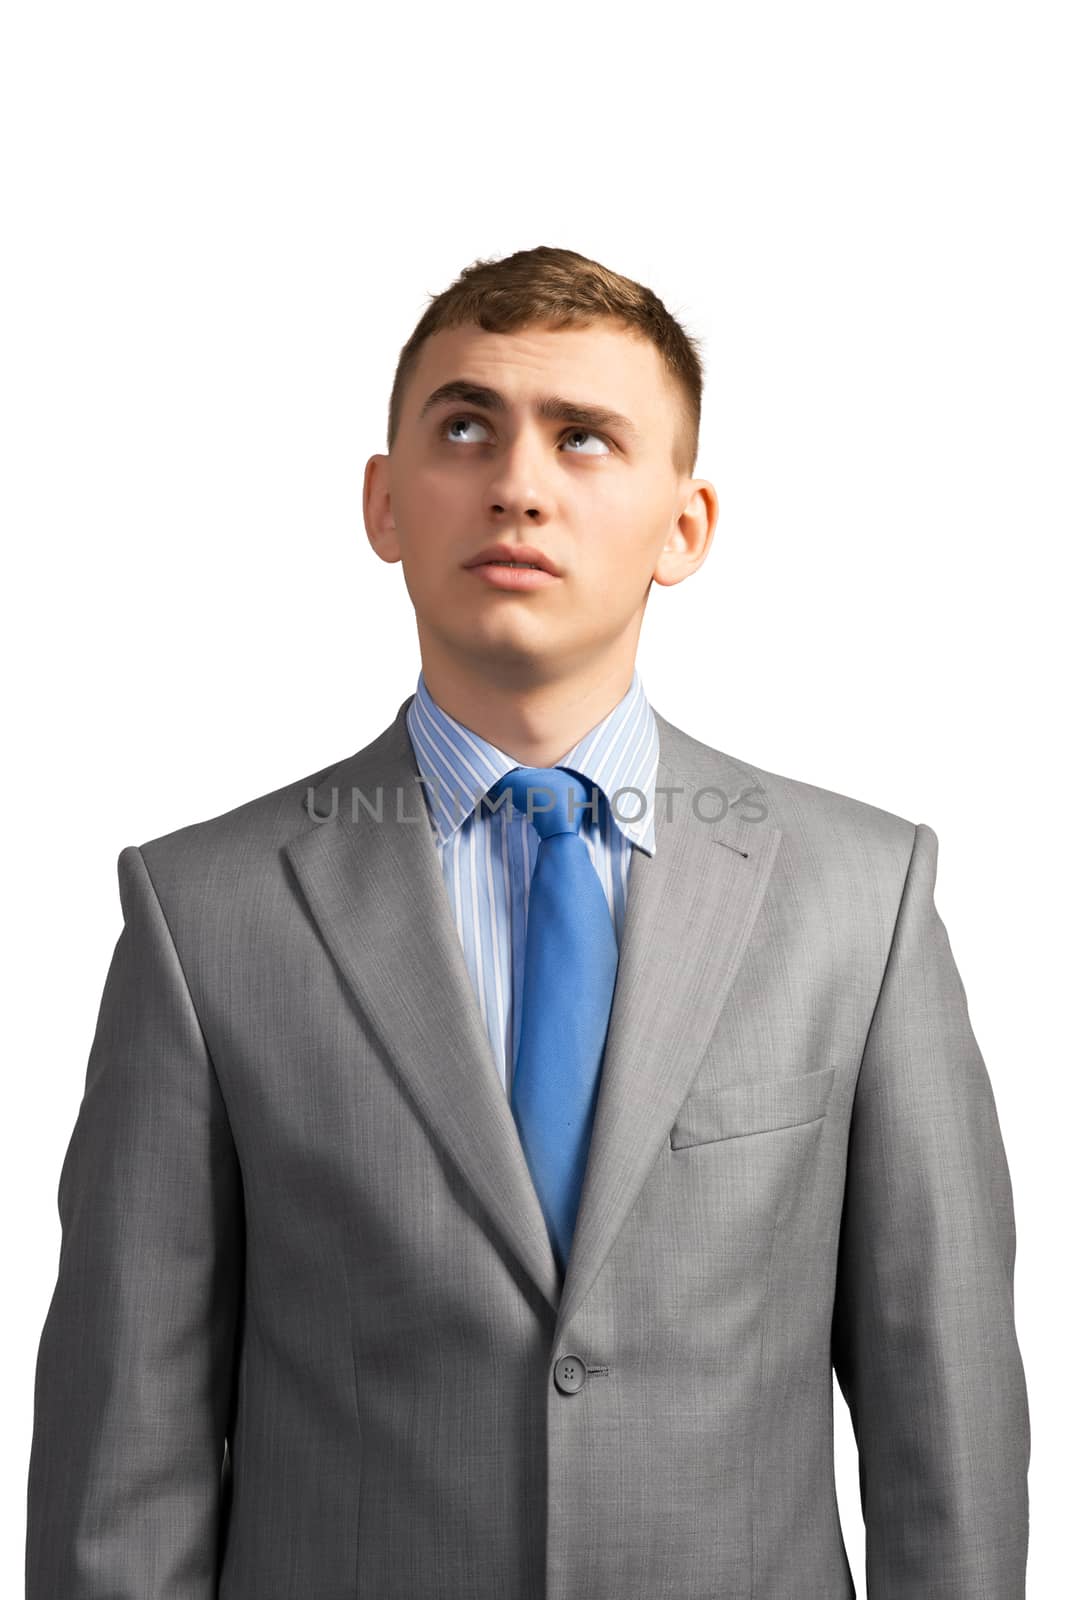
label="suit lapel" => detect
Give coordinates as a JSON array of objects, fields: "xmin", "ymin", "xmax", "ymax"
[
  {"xmin": 284, "ymin": 697, "xmax": 782, "ymax": 1333},
  {"xmin": 284, "ymin": 700, "xmax": 563, "ymax": 1313},
  {"xmin": 555, "ymin": 719, "xmax": 782, "ymax": 1335}
]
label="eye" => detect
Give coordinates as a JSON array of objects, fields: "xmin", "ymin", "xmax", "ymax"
[
  {"xmin": 439, "ymin": 414, "xmax": 612, "ymax": 455},
  {"xmin": 440, "ymin": 414, "xmax": 491, "ymax": 445},
  {"xmin": 561, "ymin": 428, "xmax": 611, "ymax": 456}
]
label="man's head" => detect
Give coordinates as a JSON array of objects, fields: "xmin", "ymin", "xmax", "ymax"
[{"xmin": 364, "ymin": 245, "xmax": 718, "ymax": 693}]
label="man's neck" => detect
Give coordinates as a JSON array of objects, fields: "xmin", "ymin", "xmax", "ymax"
[{"xmin": 418, "ymin": 653, "xmax": 637, "ymax": 770}]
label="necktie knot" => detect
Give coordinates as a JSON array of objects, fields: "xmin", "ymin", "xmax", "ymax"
[{"xmin": 487, "ymin": 766, "xmax": 599, "ymax": 842}]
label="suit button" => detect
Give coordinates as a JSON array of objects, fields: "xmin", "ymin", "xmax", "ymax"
[{"xmin": 554, "ymin": 1353, "xmax": 587, "ymax": 1394}]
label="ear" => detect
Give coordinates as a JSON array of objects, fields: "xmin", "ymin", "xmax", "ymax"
[
  {"xmin": 652, "ymin": 480, "xmax": 718, "ymax": 589},
  {"xmin": 364, "ymin": 453, "xmax": 403, "ymax": 564}
]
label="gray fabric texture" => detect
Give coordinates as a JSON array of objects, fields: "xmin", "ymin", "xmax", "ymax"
[{"xmin": 26, "ymin": 696, "xmax": 1029, "ymax": 1598}]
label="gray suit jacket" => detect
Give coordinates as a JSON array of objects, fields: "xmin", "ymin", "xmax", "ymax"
[{"xmin": 26, "ymin": 696, "xmax": 1029, "ymax": 1598}]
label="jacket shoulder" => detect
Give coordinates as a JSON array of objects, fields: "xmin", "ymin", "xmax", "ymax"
[
  {"xmin": 128, "ymin": 745, "xmax": 361, "ymax": 909},
  {"xmin": 747, "ymin": 758, "xmax": 916, "ymax": 853},
  {"xmin": 659, "ymin": 717, "xmax": 918, "ymax": 873}
]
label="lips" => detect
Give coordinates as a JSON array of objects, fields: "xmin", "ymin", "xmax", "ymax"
[{"xmin": 464, "ymin": 543, "xmax": 561, "ymax": 577}]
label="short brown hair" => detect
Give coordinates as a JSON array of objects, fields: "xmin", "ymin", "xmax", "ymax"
[{"xmin": 387, "ymin": 245, "xmax": 704, "ymax": 479}]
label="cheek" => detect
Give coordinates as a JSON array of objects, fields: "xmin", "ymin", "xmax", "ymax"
[
  {"xmin": 393, "ymin": 467, "xmax": 465, "ymax": 535},
  {"xmin": 594, "ymin": 533, "xmax": 662, "ymax": 597}
]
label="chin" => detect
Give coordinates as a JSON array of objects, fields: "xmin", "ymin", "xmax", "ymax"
[{"xmin": 448, "ymin": 617, "xmax": 550, "ymax": 666}]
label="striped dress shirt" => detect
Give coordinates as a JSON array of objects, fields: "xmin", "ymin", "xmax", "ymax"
[{"xmin": 405, "ymin": 668, "xmax": 659, "ymax": 1102}]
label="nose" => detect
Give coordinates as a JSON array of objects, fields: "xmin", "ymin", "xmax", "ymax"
[{"xmin": 485, "ymin": 430, "xmax": 556, "ymax": 522}]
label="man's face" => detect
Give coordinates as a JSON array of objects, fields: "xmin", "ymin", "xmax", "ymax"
[{"xmin": 365, "ymin": 319, "xmax": 715, "ymax": 684}]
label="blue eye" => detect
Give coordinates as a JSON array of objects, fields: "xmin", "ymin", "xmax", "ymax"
[
  {"xmin": 441, "ymin": 415, "xmax": 491, "ymax": 443},
  {"xmin": 440, "ymin": 415, "xmax": 610, "ymax": 454},
  {"xmin": 561, "ymin": 429, "xmax": 610, "ymax": 455}
]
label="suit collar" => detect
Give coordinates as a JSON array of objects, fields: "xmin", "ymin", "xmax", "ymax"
[{"xmin": 286, "ymin": 696, "xmax": 781, "ymax": 1339}]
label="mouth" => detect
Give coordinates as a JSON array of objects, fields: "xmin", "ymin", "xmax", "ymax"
[
  {"xmin": 466, "ymin": 561, "xmax": 560, "ymax": 592},
  {"xmin": 463, "ymin": 543, "xmax": 561, "ymax": 578}
]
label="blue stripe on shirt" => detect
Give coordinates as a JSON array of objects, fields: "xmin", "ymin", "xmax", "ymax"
[{"xmin": 405, "ymin": 668, "xmax": 659, "ymax": 1101}]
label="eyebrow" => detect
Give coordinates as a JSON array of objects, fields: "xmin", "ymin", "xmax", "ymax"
[{"xmin": 417, "ymin": 379, "xmax": 641, "ymax": 445}]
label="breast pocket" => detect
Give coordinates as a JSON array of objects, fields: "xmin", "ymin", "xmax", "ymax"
[{"xmin": 669, "ymin": 1064, "xmax": 837, "ymax": 1150}]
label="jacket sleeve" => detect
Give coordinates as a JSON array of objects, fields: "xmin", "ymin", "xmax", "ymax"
[
  {"xmin": 26, "ymin": 844, "xmax": 245, "ymax": 1598},
  {"xmin": 830, "ymin": 821, "xmax": 1030, "ymax": 1597}
]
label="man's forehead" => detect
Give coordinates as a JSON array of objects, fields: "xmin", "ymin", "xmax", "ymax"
[{"xmin": 412, "ymin": 323, "xmax": 669, "ymax": 436}]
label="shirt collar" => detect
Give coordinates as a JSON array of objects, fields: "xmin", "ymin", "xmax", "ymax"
[{"xmin": 405, "ymin": 667, "xmax": 659, "ymax": 857}]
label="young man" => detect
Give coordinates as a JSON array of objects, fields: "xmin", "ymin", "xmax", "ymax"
[{"xmin": 27, "ymin": 246, "xmax": 1029, "ymax": 1599}]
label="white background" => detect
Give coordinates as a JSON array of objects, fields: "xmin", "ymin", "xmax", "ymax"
[{"xmin": 4, "ymin": 3, "xmax": 1064, "ymax": 1592}]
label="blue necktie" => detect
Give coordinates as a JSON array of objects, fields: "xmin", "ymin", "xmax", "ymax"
[{"xmin": 486, "ymin": 766, "xmax": 619, "ymax": 1273}]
